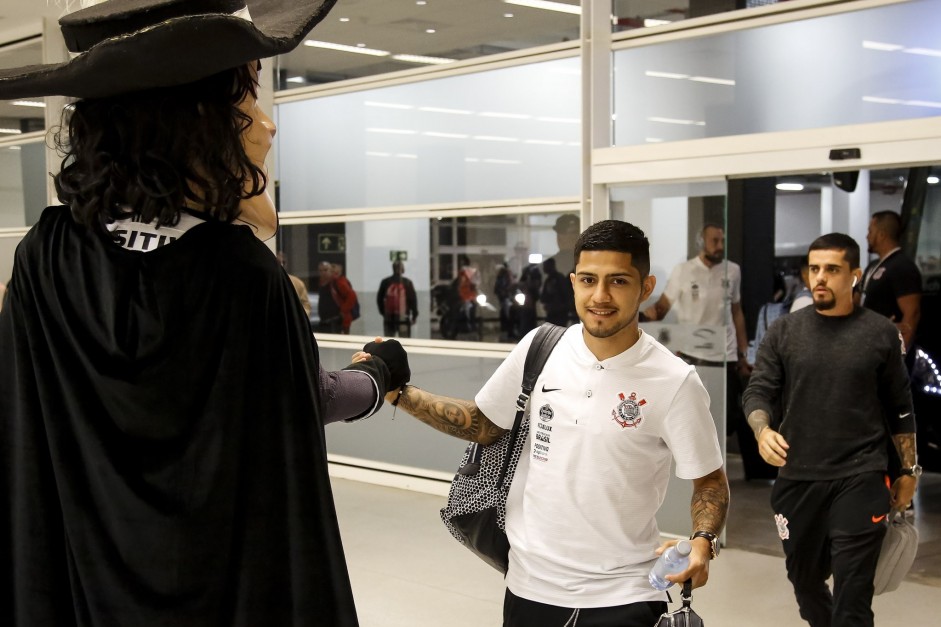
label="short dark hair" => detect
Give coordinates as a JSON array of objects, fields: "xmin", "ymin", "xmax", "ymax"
[
  {"xmin": 871, "ymin": 211, "xmax": 902, "ymax": 242},
  {"xmin": 53, "ymin": 64, "xmax": 262, "ymax": 234},
  {"xmin": 808, "ymin": 232, "xmax": 860, "ymax": 270},
  {"xmin": 574, "ymin": 220, "xmax": 650, "ymax": 278}
]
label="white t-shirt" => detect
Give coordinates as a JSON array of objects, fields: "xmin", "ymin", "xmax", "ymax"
[
  {"xmin": 662, "ymin": 257, "xmax": 741, "ymax": 361},
  {"xmin": 475, "ymin": 325, "xmax": 722, "ymax": 608},
  {"xmin": 106, "ymin": 212, "xmax": 206, "ymax": 253}
]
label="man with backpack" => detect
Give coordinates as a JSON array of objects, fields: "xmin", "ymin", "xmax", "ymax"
[
  {"xmin": 377, "ymin": 261, "xmax": 419, "ymax": 338},
  {"xmin": 374, "ymin": 220, "xmax": 728, "ymax": 627}
]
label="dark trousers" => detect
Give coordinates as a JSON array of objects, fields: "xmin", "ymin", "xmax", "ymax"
[
  {"xmin": 503, "ymin": 589, "xmax": 666, "ymax": 627},
  {"xmin": 382, "ymin": 316, "xmax": 411, "ymax": 338},
  {"xmin": 771, "ymin": 472, "xmax": 890, "ymax": 627}
]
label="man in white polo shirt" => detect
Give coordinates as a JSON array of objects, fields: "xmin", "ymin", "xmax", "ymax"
[
  {"xmin": 642, "ymin": 223, "xmax": 774, "ymax": 481},
  {"xmin": 388, "ymin": 220, "xmax": 729, "ymax": 626}
]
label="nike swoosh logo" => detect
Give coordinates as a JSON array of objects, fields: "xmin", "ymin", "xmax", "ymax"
[
  {"xmin": 872, "ymin": 514, "xmax": 887, "ymax": 523},
  {"xmin": 541, "ymin": 385, "xmax": 561, "ymax": 393}
]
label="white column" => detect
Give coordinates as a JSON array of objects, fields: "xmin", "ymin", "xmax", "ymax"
[
  {"xmin": 582, "ymin": 0, "xmax": 612, "ymax": 229},
  {"xmin": 820, "ymin": 185, "xmax": 833, "ymax": 234},
  {"xmin": 848, "ymin": 169, "xmax": 870, "ymax": 253}
]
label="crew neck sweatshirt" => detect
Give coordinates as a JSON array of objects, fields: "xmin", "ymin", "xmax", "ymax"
[{"xmin": 742, "ymin": 306, "xmax": 914, "ymax": 481}]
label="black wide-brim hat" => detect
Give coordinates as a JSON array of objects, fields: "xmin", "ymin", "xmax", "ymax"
[{"xmin": 0, "ymin": 0, "xmax": 337, "ymax": 100}]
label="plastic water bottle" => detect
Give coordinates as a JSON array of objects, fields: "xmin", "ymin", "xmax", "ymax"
[{"xmin": 648, "ymin": 540, "xmax": 692, "ymax": 591}]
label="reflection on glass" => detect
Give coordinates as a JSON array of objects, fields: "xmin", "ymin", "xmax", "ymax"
[
  {"xmin": 275, "ymin": 211, "xmax": 580, "ymax": 342},
  {"xmin": 0, "ymin": 38, "xmax": 45, "ymax": 134},
  {"xmin": 275, "ymin": 57, "xmax": 581, "ymax": 211},
  {"xmin": 614, "ymin": 0, "xmax": 941, "ymax": 145}
]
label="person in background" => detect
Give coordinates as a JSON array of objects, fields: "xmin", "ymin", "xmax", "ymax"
[
  {"xmin": 743, "ymin": 233, "xmax": 917, "ymax": 627},
  {"xmin": 456, "ymin": 254, "xmax": 480, "ymax": 330},
  {"xmin": 643, "ymin": 224, "xmax": 771, "ymax": 481},
  {"xmin": 790, "ymin": 261, "xmax": 813, "ymax": 312},
  {"xmin": 0, "ymin": 1, "xmax": 411, "ymax": 625},
  {"xmin": 375, "ymin": 220, "xmax": 728, "ymax": 627},
  {"xmin": 377, "ymin": 260, "xmax": 418, "ymax": 338},
  {"xmin": 277, "ymin": 250, "xmax": 312, "ymax": 321},
  {"xmin": 331, "ymin": 263, "xmax": 359, "ymax": 334},
  {"xmin": 862, "ymin": 211, "xmax": 922, "ymax": 354},
  {"xmin": 317, "ymin": 260, "xmax": 343, "ymax": 334}
]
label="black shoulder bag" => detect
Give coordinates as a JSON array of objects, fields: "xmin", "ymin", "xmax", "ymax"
[
  {"xmin": 439, "ymin": 323, "xmax": 566, "ymax": 573},
  {"xmin": 654, "ymin": 581, "xmax": 705, "ymax": 627}
]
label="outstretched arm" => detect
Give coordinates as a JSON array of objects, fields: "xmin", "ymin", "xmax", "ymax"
[
  {"xmin": 387, "ymin": 384, "xmax": 507, "ymax": 445},
  {"xmin": 642, "ymin": 293, "xmax": 672, "ymax": 322}
]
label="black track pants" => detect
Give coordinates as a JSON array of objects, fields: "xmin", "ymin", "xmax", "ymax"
[
  {"xmin": 503, "ymin": 589, "xmax": 666, "ymax": 627},
  {"xmin": 771, "ymin": 472, "xmax": 890, "ymax": 627}
]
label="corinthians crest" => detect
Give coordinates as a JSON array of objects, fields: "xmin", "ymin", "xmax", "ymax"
[{"xmin": 612, "ymin": 392, "xmax": 646, "ymax": 429}]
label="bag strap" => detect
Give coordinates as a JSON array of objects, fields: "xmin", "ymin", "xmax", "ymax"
[
  {"xmin": 496, "ymin": 323, "xmax": 566, "ymax": 489},
  {"xmin": 681, "ymin": 579, "xmax": 693, "ymax": 608}
]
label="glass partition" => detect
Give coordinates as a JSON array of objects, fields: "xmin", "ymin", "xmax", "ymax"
[
  {"xmin": 613, "ymin": 0, "xmax": 941, "ymax": 146},
  {"xmin": 610, "ymin": 179, "xmax": 729, "ymax": 427},
  {"xmin": 275, "ymin": 56, "xmax": 581, "ymax": 211},
  {"xmin": 276, "ymin": 210, "xmax": 581, "ymax": 342}
]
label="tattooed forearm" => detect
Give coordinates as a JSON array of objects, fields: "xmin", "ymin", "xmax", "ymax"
[
  {"xmin": 893, "ymin": 433, "xmax": 917, "ymax": 468},
  {"xmin": 691, "ymin": 467, "xmax": 730, "ymax": 536},
  {"xmin": 394, "ymin": 385, "xmax": 505, "ymax": 444}
]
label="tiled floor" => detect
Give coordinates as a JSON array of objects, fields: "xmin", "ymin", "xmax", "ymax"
[{"xmin": 332, "ymin": 460, "xmax": 941, "ymax": 627}]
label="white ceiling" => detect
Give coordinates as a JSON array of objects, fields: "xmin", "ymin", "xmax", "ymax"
[{"xmin": 0, "ymin": 1, "xmax": 700, "ymax": 124}]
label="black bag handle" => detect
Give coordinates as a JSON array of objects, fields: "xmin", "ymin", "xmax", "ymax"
[{"xmin": 496, "ymin": 323, "xmax": 566, "ymax": 489}]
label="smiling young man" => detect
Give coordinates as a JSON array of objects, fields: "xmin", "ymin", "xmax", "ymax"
[
  {"xmin": 387, "ymin": 220, "xmax": 729, "ymax": 627},
  {"xmin": 743, "ymin": 233, "xmax": 918, "ymax": 627}
]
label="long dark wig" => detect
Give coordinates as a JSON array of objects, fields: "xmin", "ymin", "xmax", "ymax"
[{"xmin": 53, "ymin": 64, "xmax": 265, "ymax": 233}]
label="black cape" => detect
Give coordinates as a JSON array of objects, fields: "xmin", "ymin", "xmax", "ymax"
[{"xmin": 1, "ymin": 206, "xmax": 359, "ymax": 627}]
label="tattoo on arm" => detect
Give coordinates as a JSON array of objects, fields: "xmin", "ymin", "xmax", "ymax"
[
  {"xmin": 691, "ymin": 467, "xmax": 729, "ymax": 536},
  {"xmin": 746, "ymin": 409, "xmax": 771, "ymax": 439},
  {"xmin": 395, "ymin": 385, "xmax": 505, "ymax": 444},
  {"xmin": 893, "ymin": 433, "xmax": 917, "ymax": 468}
]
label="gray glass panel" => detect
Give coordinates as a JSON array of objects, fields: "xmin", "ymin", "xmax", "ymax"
[
  {"xmin": 276, "ymin": 57, "xmax": 581, "ymax": 210},
  {"xmin": 614, "ymin": 0, "xmax": 941, "ymax": 145}
]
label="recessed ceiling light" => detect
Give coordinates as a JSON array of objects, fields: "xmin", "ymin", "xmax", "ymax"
[
  {"xmin": 504, "ymin": 13, "xmax": 514, "ymax": 18},
  {"xmin": 416, "ymin": 0, "xmax": 427, "ymax": 4},
  {"xmin": 393, "ymin": 54, "xmax": 455, "ymax": 65},
  {"xmin": 285, "ymin": 76, "xmax": 306, "ymax": 84},
  {"xmin": 776, "ymin": 183, "xmax": 804, "ymax": 191},
  {"xmin": 339, "ymin": 17, "xmax": 350, "ymax": 22},
  {"xmin": 504, "ymin": 0, "xmax": 580, "ymax": 15},
  {"xmin": 425, "ymin": 28, "xmax": 436, "ymax": 34},
  {"xmin": 12, "ymin": 100, "xmax": 46, "ymax": 108},
  {"xmin": 304, "ymin": 40, "xmax": 390, "ymax": 56},
  {"xmin": 928, "ymin": 176, "xmax": 940, "ymax": 184}
]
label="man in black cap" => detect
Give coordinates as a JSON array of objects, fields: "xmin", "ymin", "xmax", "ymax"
[{"xmin": 0, "ymin": 2, "xmax": 410, "ymax": 626}]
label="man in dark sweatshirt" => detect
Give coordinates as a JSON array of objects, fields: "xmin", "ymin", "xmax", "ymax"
[{"xmin": 742, "ymin": 232, "xmax": 918, "ymax": 627}]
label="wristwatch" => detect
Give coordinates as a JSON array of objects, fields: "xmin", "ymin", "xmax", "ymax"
[
  {"xmin": 899, "ymin": 464, "xmax": 923, "ymax": 479},
  {"xmin": 690, "ymin": 531, "xmax": 720, "ymax": 559}
]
